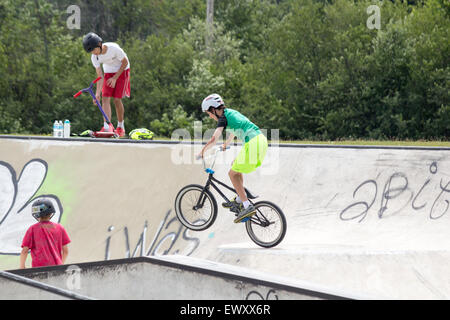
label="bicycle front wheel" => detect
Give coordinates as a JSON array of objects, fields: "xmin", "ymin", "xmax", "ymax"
[
  {"xmin": 245, "ymin": 201, "xmax": 287, "ymax": 248},
  {"xmin": 174, "ymin": 184, "xmax": 218, "ymax": 231}
]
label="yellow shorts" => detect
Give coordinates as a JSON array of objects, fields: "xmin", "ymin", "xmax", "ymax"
[{"xmin": 231, "ymin": 134, "xmax": 268, "ymax": 174}]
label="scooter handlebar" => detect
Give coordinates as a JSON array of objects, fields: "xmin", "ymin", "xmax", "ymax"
[
  {"xmin": 93, "ymin": 76, "xmax": 102, "ymax": 84},
  {"xmin": 73, "ymin": 91, "xmax": 83, "ymax": 98}
]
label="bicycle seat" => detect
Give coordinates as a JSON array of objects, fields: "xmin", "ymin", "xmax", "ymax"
[{"xmin": 245, "ymin": 188, "xmax": 259, "ymax": 200}]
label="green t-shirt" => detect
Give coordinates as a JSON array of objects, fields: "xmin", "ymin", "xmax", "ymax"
[{"xmin": 217, "ymin": 108, "xmax": 261, "ymax": 143}]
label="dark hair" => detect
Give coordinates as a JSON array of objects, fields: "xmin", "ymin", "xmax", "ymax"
[{"xmin": 208, "ymin": 105, "xmax": 225, "ymax": 113}]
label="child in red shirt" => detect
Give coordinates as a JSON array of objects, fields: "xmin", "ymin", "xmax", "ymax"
[{"xmin": 20, "ymin": 199, "xmax": 71, "ymax": 269}]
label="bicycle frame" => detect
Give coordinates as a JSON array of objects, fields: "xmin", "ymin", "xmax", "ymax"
[
  {"xmin": 196, "ymin": 147, "xmax": 253, "ymax": 206},
  {"xmin": 206, "ymin": 173, "xmax": 253, "ymax": 206},
  {"xmin": 197, "ymin": 173, "xmax": 272, "ymax": 227},
  {"xmin": 195, "ymin": 148, "xmax": 271, "ymax": 227}
]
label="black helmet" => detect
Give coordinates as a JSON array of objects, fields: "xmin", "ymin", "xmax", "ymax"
[
  {"xmin": 83, "ymin": 32, "xmax": 102, "ymax": 53},
  {"xmin": 31, "ymin": 199, "xmax": 55, "ymax": 220}
]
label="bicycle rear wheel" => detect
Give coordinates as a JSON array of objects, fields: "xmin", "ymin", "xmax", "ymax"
[
  {"xmin": 245, "ymin": 201, "xmax": 287, "ymax": 248},
  {"xmin": 174, "ymin": 184, "xmax": 218, "ymax": 231}
]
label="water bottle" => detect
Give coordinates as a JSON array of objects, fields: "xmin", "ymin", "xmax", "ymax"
[
  {"xmin": 63, "ymin": 119, "xmax": 71, "ymax": 138},
  {"xmin": 53, "ymin": 120, "xmax": 58, "ymax": 137},
  {"xmin": 58, "ymin": 121, "xmax": 63, "ymax": 138}
]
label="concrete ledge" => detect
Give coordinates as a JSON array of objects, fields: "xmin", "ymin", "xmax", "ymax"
[
  {"xmin": 2, "ymin": 256, "xmax": 362, "ymax": 300},
  {"xmin": 1, "ymin": 135, "xmax": 449, "ymax": 150}
]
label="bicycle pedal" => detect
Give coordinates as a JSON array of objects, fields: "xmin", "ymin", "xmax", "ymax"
[{"xmin": 241, "ymin": 217, "xmax": 250, "ymax": 223}]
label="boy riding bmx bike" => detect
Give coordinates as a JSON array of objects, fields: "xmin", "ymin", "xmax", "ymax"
[{"xmin": 197, "ymin": 94, "xmax": 268, "ymax": 223}]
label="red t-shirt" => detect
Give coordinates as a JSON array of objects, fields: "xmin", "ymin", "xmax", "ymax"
[{"xmin": 21, "ymin": 221, "xmax": 71, "ymax": 268}]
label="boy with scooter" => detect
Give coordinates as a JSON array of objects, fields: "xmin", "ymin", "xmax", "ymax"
[{"xmin": 82, "ymin": 32, "xmax": 130, "ymax": 137}]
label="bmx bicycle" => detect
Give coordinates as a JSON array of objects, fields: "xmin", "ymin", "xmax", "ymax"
[{"xmin": 174, "ymin": 147, "xmax": 287, "ymax": 248}]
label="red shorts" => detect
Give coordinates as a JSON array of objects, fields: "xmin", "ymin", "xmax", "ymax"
[{"xmin": 102, "ymin": 69, "xmax": 131, "ymax": 99}]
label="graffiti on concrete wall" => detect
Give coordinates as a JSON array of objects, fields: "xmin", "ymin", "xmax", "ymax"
[
  {"xmin": 0, "ymin": 159, "xmax": 199, "ymax": 259},
  {"xmin": 0, "ymin": 159, "xmax": 63, "ymax": 255},
  {"xmin": 104, "ymin": 209, "xmax": 200, "ymax": 259},
  {"xmin": 246, "ymin": 289, "xmax": 279, "ymax": 300},
  {"xmin": 340, "ymin": 161, "xmax": 450, "ymax": 222}
]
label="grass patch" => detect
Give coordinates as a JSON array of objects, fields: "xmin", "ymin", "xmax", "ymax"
[
  {"xmin": 153, "ymin": 136, "xmax": 450, "ymax": 147},
  {"xmin": 277, "ymin": 139, "xmax": 450, "ymax": 147}
]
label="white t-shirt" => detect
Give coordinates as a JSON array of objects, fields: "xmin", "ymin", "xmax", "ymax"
[{"xmin": 91, "ymin": 42, "xmax": 130, "ymax": 74}]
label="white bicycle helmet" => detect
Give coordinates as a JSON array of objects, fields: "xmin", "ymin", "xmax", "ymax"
[{"xmin": 201, "ymin": 94, "xmax": 224, "ymax": 112}]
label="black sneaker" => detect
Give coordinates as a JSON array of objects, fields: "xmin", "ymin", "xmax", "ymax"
[
  {"xmin": 222, "ymin": 197, "xmax": 243, "ymax": 214},
  {"xmin": 234, "ymin": 204, "xmax": 256, "ymax": 223}
]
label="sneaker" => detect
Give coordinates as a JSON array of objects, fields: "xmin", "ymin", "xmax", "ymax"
[
  {"xmin": 99, "ymin": 123, "xmax": 114, "ymax": 133},
  {"xmin": 222, "ymin": 197, "xmax": 243, "ymax": 214},
  {"xmin": 234, "ymin": 204, "xmax": 256, "ymax": 223},
  {"xmin": 115, "ymin": 127, "xmax": 125, "ymax": 137}
]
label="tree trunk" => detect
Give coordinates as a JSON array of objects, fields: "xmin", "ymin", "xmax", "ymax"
[{"xmin": 206, "ymin": 0, "xmax": 214, "ymax": 56}]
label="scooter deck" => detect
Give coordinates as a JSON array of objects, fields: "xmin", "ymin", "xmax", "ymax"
[{"xmin": 91, "ymin": 131, "xmax": 118, "ymax": 138}]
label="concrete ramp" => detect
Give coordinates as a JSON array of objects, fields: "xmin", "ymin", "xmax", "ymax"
[
  {"xmin": 0, "ymin": 136, "xmax": 449, "ymax": 299},
  {"xmin": 0, "ymin": 255, "xmax": 358, "ymax": 300}
]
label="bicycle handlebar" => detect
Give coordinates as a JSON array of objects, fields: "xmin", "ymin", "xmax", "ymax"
[
  {"xmin": 73, "ymin": 91, "xmax": 82, "ymax": 98},
  {"xmin": 199, "ymin": 146, "xmax": 230, "ymax": 171}
]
